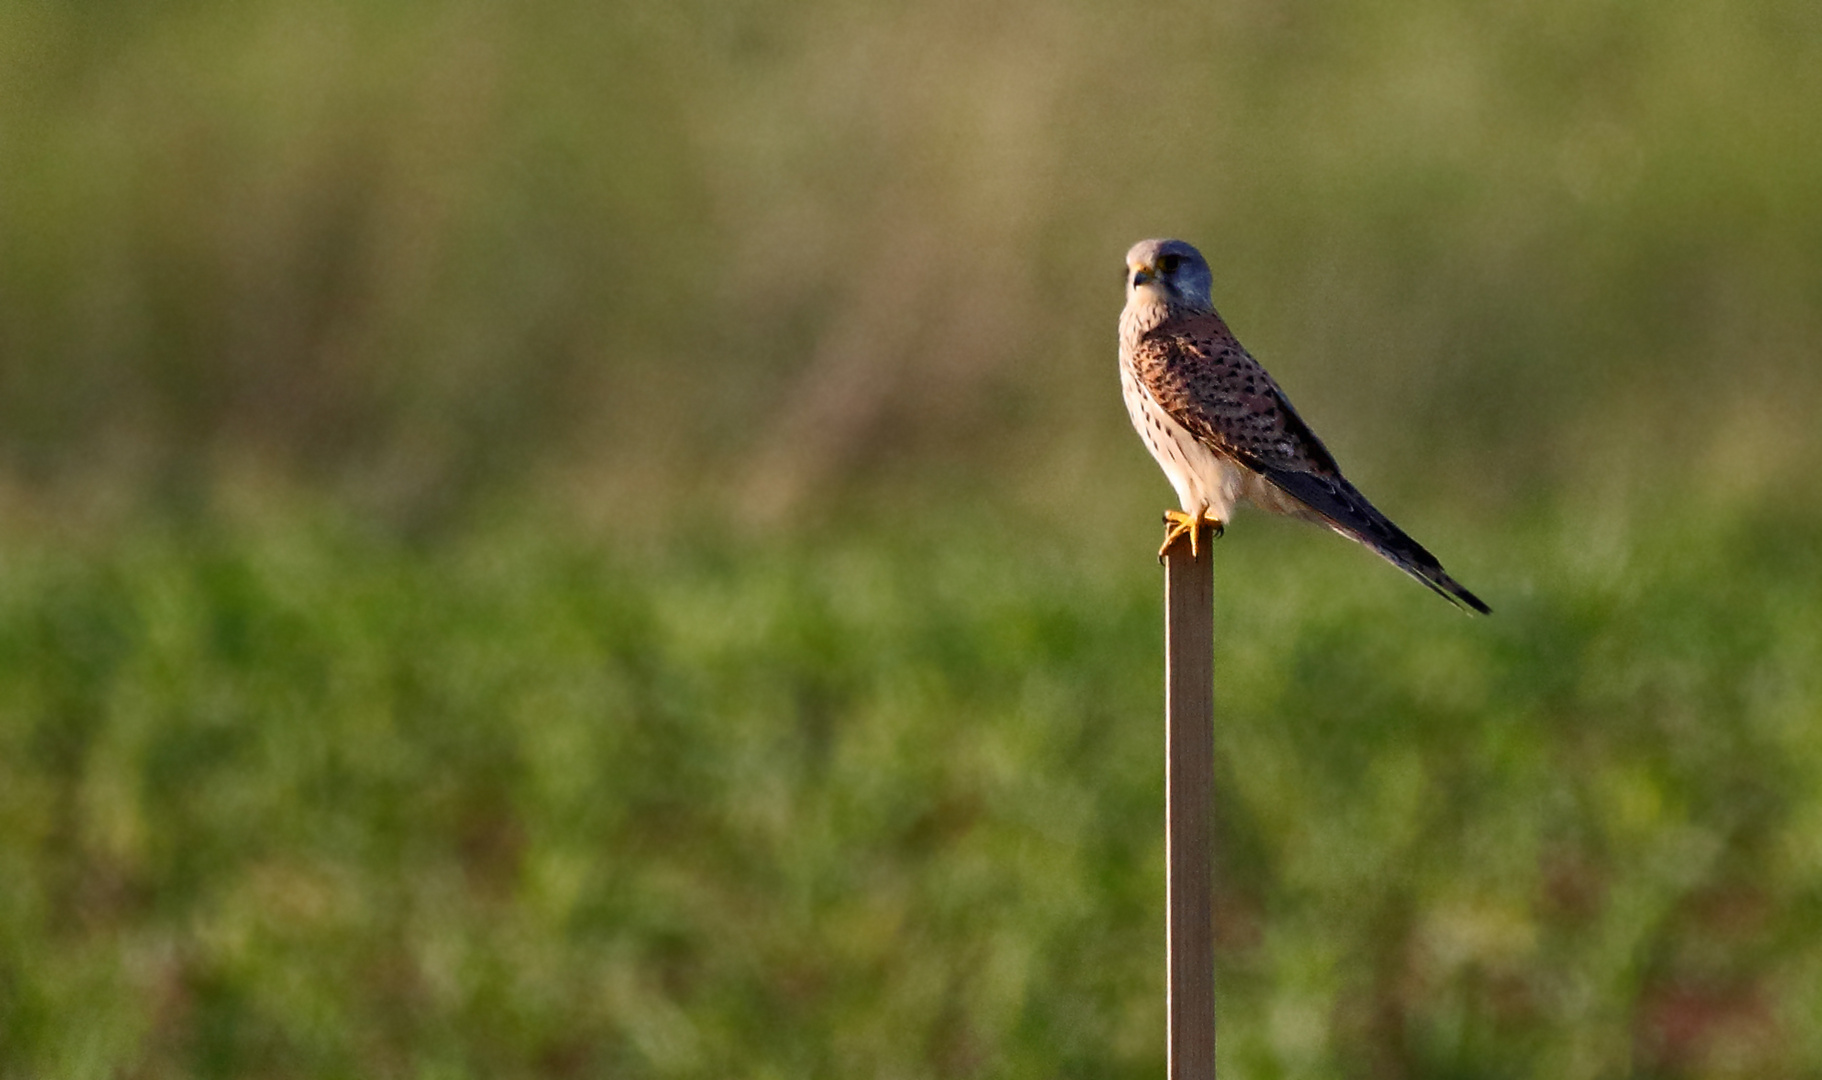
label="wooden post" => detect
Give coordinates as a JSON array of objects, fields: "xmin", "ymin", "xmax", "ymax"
[{"xmin": 1164, "ymin": 535, "xmax": 1215, "ymax": 1080}]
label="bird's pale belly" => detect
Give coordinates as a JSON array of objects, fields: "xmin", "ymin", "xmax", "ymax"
[{"xmin": 1120, "ymin": 363, "xmax": 1244, "ymax": 521}]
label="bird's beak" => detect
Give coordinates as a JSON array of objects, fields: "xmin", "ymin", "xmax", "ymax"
[{"xmin": 1130, "ymin": 265, "xmax": 1153, "ymax": 287}]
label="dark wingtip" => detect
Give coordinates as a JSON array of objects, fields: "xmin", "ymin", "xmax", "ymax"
[
  {"xmin": 1409, "ymin": 567, "xmax": 1491, "ymax": 615},
  {"xmin": 1381, "ymin": 549, "xmax": 1492, "ymax": 616},
  {"xmin": 1453, "ymin": 586, "xmax": 1492, "ymax": 616}
]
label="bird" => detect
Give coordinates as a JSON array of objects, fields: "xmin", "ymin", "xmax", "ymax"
[{"xmin": 1119, "ymin": 238, "xmax": 1489, "ymax": 614}]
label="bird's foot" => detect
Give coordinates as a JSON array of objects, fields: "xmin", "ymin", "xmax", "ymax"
[{"xmin": 1158, "ymin": 509, "xmax": 1225, "ymax": 563}]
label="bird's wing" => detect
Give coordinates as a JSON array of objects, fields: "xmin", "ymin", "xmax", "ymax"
[
  {"xmin": 1124, "ymin": 309, "xmax": 1340, "ymax": 478},
  {"xmin": 1129, "ymin": 311, "xmax": 1491, "ymax": 613}
]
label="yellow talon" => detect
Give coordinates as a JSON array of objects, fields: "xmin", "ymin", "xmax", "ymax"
[{"xmin": 1157, "ymin": 509, "xmax": 1225, "ymax": 562}]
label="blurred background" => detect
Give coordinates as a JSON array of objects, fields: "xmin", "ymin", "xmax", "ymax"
[{"xmin": 2, "ymin": 0, "xmax": 1819, "ymax": 1076}]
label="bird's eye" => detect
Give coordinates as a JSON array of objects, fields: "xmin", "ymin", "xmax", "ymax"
[{"xmin": 1158, "ymin": 254, "xmax": 1182, "ymax": 274}]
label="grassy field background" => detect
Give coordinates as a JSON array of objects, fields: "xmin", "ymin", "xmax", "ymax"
[{"xmin": 3, "ymin": 0, "xmax": 1821, "ymax": 1076}]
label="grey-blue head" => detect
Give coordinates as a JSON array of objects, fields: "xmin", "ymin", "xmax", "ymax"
[{"xmin": 1124, "ymin": 238, "xmax": 1214, "ymax": 311}]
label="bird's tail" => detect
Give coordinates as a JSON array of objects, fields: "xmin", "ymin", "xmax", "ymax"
[
  {"xmin": 1342, "ymin": 511, "xmax": 1491, "ymax": 615},
  {"xmin": 1267, "ymin": 469, "xmax": 1491, "ymax": 614},
  {"xmin": 1376, "ymin": 541, "xmax": 1492, "ymax": 615}
]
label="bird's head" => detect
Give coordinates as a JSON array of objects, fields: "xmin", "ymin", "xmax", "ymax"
[{"xmin": 1125, "ymin": 238, "xmax": 1214, "ymax": 312}]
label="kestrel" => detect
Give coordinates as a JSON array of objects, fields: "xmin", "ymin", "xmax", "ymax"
[{"xmin": 1119, "ymin": 238, "xmax": 1489, "ymax": 614}]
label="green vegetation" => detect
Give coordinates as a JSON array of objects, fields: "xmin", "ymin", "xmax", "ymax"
[
  {"xmin": 3, "ymin": 508, "xmax": 1818, "ymax": 1077},
  {"xmin": 2, "ymin": 0, "xmax": 1820, "ymax": 1075}
]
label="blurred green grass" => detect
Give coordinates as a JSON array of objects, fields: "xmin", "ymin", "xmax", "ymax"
[
  {"xmin": 3, "ymin": 0, "xmax": 1819, "ymax": 525},
  {"xmin": 3, "ymin": 0, "xmax": 1822, "ymax": 1076},
  {"xmin": 2, "ymin": 506, "xmax": 1819, "ymax": 1078}
]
